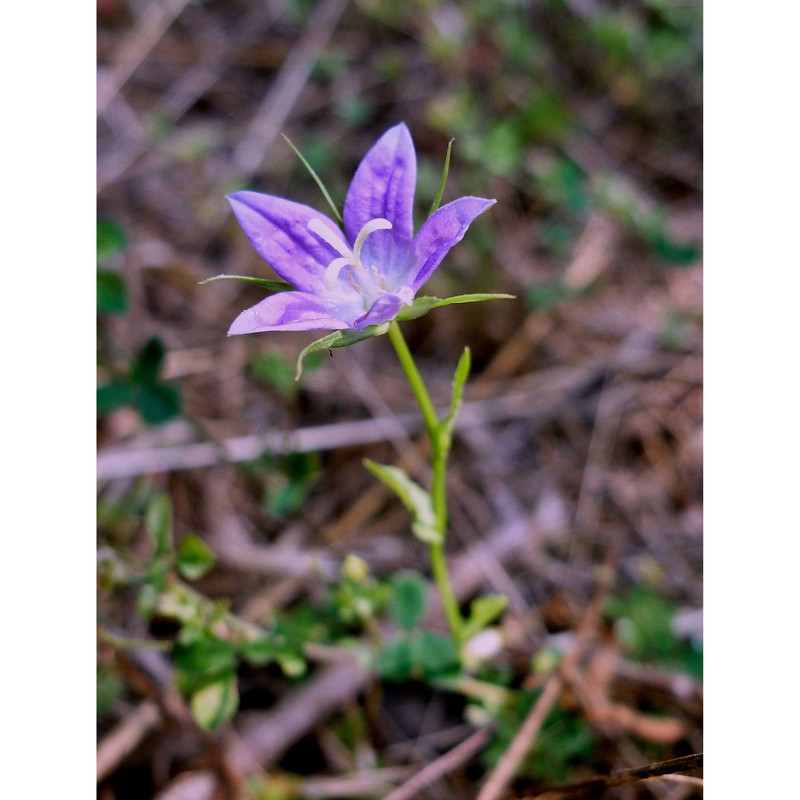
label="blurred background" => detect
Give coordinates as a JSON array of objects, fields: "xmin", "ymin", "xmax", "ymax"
[{"xmin": 97, "ymin": 0, "xmax": 702, "ymax": 797}]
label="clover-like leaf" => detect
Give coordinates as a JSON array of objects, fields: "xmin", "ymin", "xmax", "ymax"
[{"xmin": 390, "ymin": 571, "xmax": 429, "ymax": 629}]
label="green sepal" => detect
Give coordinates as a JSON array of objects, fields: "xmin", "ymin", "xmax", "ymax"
[
  {"xmin": 363, "ymin": 460, "xmax": 441, "ymax": 545},
  {"xmin": 198, "ymin": 274, "xmax": 293, "ymax": 292},
  {"xmin": 462, "ymin": 594, "xmax": 509, "ymax": 642},
  {"xmin": 282, "ymin": 134, "xmax": 343, "ymax": 225},
  {"xmin": 396, "ymin": 293, "xmax": 515, "ymax": 322},
  {"xmin": 295, "ymin": 323, "xmax": 389, "ymax": 380},
  {"xmin": 429, "ymin": 138, "xmax": 454, "ymax": 217}
]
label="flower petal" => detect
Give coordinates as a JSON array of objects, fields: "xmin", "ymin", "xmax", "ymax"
[
  {"xmin": 410, "ymin": 197, "xmax": 496, "ymax": 291},
  {"xmin": 354, "ymin": 292, "xmax": 411, "ymax": 329},
  {"xmin": 228, "ymin": 291, "xmax": 349, "ymax": 335},
  {"xmin": 344, "ymin": 123, "xmax": 416, "ymax": 246},
  {"xmin": 228, "ymin": 192, "xmax": 343, "ymax": 294}
]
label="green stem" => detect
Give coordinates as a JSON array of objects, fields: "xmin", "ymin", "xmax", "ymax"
[{"xmin": 387, "ymin": 321, "xmax": 464, "ymax": 643}]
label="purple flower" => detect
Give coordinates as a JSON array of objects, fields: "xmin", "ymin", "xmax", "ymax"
[{"xmin": 226, "ymin": 124, "xmax": 495, "ymax": 335}]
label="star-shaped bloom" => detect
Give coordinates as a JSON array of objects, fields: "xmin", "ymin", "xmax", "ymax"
[{"xmin": 226, "ymin": 123, "xmax": 495, "ymax": 335}]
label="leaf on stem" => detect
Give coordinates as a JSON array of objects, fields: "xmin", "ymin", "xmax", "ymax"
[
  {"xmin": 439, "ymin": 346, "xmax": 471, "ymax": 449},
  {"xmin": 363, "ymin": 460, "xmax": 442, "ymax": 545},
  {"xmin": 462, "ymin": 594, "xmax": 509, "ymax": 641}
]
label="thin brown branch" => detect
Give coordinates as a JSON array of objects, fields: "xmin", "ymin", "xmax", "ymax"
[
  {"xmin": 476, "ymin": 585, "xmax": 610, "ymax": 800},
  {"xmin": 382, "ymin": 727, "xmax": 493, "ymax": 800},
  {"xmin": 97, "ymin": 701, "xmax": 161, "ymax": 782},
  {"xmin": 526, "ymin": 752, "xmax": 703, "ymax": 799}
]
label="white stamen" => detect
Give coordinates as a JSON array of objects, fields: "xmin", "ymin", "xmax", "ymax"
[
  {"xmin": 323, "ymin": 256, "xmax": 352, "ymax": 287},
  {"xmin": 308, "ymin": 217, "xmax": 394, "ymax": 293},
  {"xmin": 352, "ymin": 218, "xmax": 392, "ymax": 262},
  {"xmin": 307, "ymin": 218, "xmax": 352, "ymax": 259}
]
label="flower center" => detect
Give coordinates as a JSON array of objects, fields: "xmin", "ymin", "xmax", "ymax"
[{"xmin": 308, "ymin": 217, "xmax": 393, "ymax": 297}]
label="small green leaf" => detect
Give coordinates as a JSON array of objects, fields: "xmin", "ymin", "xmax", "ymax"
[
  {"xmin": 462, "ymin": 595, "xmax": 509, "ymax": 641},
  {"xmin": 282, "ymin": 134, "xmax": 343, "ymax": 224},
  {"xmin": 375, "ymin": 636, "xmax": 414, "ymax": 681},
  {"xmin": 238, "ymin": 635, "xmax": 276, "ymax": 666},
  {"xmin": 97, "ymin": 665, "xmax": 124, "ymax": 718},
  {"xmin": 177, "ymin": 534, "xmax": 216, "ymax": 581},
  {"xmin": 97, "ymin": 270, "xmax": 129, "ymax": 314},
  {"xmin": 396, "ymin": 293, "xmax": 515, "ymax": 322},
  {"xmin": 131, "ymin": 337, "xmax": 166, "ymax": 386},
  {"xmin": 173, "ymin": 636, "xmax": 237, "ymax": 676},
  {"xmin": 190, "ymin": 672, "xmax": 239, "ymax": 731},
  {"xmin": 295, "ymin": 324, "xmax": 389, "ymax": 380},
  {"xmin": 138, "ymin": 383, "xmax": 181, "ymax": 425},
  {"xmin": 97, "ymin": 219, "xmax": 127, "ymax": 262},
  {"xmin": 97, "ymin": 380, "xmax": 134, "ymax": 415},
  {"xmin": 413, "ymin": 630, "xmax": 460, "ymax": 677},
  {"xmin": 136, "ymin": 581, "xmax": 161, "ymax": 620},
  {"xmin": 390, "ymin": 571, "xmax": 429, "ymax": 629},
  {"xmin": 198, "ymin": 274, "xmax": 293, "ymax": 292},
  {"xmin": 145, "ymin": 494, "xmax": 174, "ymax": 557},
  {"xmin": 363, "ymin": 461, "xmax": 441, "ymax": 545},
  {"xmin": 429, "ymin": 138, "xmax": 454, "ymax": 217}
]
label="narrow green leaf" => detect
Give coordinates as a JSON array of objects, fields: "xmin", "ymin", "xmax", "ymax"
[
  {"xmin": 462, "ymin": 594, "xmax": 509, "ymax": 641},
  {"xmin": 396, "ymin": 293, "xmax": 515, "ymax": 322},
  {"xmin": 198, "ymin": 274, "xmax": 293, "ymax": 292},
  {"xmin": 282, "ymin": 134, "xmax": 343, "ymax": 224},
  {"xmin": 429, "ymin": 138, "xmax": 454, "ymax": 217},
  {"xmin": 295, "ymin": 324, "xmax": 389, "ymax": 380},
  {"xmin": 363, "ymin": 460, "xmax": 442, "ymax": 545},
  {"xmin": 177, "ymin": 534, "xmax": 217, "ymax": 581},
  {"xmin": 145, "ymin": 494, "xmax": 174, "ymax": 557},
  {"xmin": 190, "ymin": 672, "xmax": 239, "ymax": 731},
  {"xmin": 439, "ymin": 346, "xmax": 471, "ymax": 448},
  {"xmin": 390, "ymin": 571, "xmax": 429, "ymax": 629}
]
